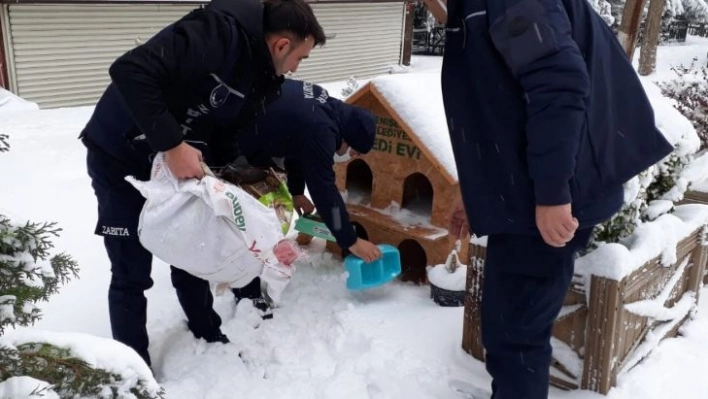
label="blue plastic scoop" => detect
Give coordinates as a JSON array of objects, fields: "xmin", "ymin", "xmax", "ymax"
[{"xmin": 344, "ymin": 244, "xmax": 402, "ymax": 290}]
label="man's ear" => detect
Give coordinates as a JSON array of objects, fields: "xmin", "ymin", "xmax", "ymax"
[{"xmin": 272, "ymin": 37, "xmax": 292, "ymax": 55}]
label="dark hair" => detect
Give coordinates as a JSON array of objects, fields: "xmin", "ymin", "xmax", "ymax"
[{"xmin": 263, "ymin": 0, "xmax": 327, "ymax": 46}]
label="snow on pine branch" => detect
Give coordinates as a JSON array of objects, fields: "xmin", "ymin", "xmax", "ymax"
[{"xmin": 0, "ymin": 213, "xmax": 78, "ymax": 334}]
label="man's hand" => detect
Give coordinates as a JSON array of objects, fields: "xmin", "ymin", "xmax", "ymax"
[
  {"xmin": 293, "ymin": 195, "xmax": 315, "ymax": 216},
  {"xmin": 165, "ymin": 142, "xmax": 204, "ymax": 179},
  {"xmin": 348, "ymin": 238, "xmax": 382, "ymax": 263},
  {"xmin": 536, "ymin": 204, "xmax": 579, "ymax": 247},
  {"xmin": 448, "ymin": 197, "xmax": 470, "ymax": 239}
]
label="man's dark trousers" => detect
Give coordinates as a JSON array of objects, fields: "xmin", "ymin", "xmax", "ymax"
[
  {"xmin": 482, "ymin": 228, "xmax": 594, "ymax": 399},
  {"xmin": 85, "ymin": 143, "xmax": 223, "ymax": 366}
]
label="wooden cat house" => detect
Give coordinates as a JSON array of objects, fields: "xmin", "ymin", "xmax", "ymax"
[{"xmin": 303, "ymin": 72, "xmax": 469, "ymax": 283}]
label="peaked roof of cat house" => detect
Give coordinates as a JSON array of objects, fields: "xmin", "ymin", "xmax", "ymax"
[{"xmin": 346, "ymin": 71, "xmax": 458, "ymax": 184}]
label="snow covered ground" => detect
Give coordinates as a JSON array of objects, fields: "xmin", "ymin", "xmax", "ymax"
[
  {"xmin": 632, "ymin": 35, "xmax": 708, "ymax": 81},
  {"xmin": 2, "ymin": 43, "xmax": 708, "ymax": 398}
]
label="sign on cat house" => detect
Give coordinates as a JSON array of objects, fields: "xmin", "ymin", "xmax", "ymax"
[{"xmin": 330, "ymin": 72, "xmax": 469, "ymax": 283}]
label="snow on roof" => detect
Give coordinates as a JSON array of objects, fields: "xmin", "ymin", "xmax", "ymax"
[{"xmin": 368, "ymin": 72, "xmax": 458, "ymax": 182}]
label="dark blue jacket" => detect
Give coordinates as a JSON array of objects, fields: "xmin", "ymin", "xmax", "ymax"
[
  {"xmin": 441, "ymin": 0, "xmax": 673, "ymax": 236},
  {"xmin": 239, "ymin": 79, "xmax": 376, "ymax": 249},
  {"xmin": 80, "ymin": 0, "xmax": 282, "ymax": 169}
]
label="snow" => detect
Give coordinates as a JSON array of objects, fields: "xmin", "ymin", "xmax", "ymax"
[
  {"xmin": 470, "ymin": 235, "xmax": 488, "ymax": 247},
  {"xmin": 640, "ymin": 77, "xmax": 701, "ymax": 155},
  {"xmin": 693, "ymin": 178, "xmax": 708, "ymax": 193},
  {"xmin": 366, "ymin": 72, "xmax": 458, "ymax": 181},
  {"xmin": 646, "ymin": 78, "xmax": 702, "ymax": 153},
  {"xmin": 618, "ymin": 291, "xmax": 696, "ymax": 378},
  {"xmin": 1, "ymin": 330, "xmax": 161, "ymax": 398},
  {"xmin": 427, "ymin": 263, "xmax": 467, "ymax": 292},
  {"xmin": 375, "ymin": 201, "xmax": 447, "ymax": 237},
  {"xmin": 624, "ymin": 257, "xmax": 694, "ymax": 321},
  {"xmin": 633, "ymin": 35, "xmax": 708, "ymax": 83},
  {"xmin": 682, "ymin": 151, "xmax": 708, "ymax": 193},
  {"xmin": 3, "ymin": 48, "xmax": 708, "ymax": 398},
  {"xmin": 576, "ymin": 204, "xmax": 708, "ymax": 280},
  {"xmin": 644, "ymin": 200, "xmax": 674, "ymax": 221},
  {"xmin": 0, "ymin": 295, "xmax": 16, "ymax": 323},
  {"xmin": 0, "ymin": 88, "xmax": 38, "ymax": 115},
  {"xmin": 550, "ymin": 337, "xmax": 583, "ymax": 381},
  {"xmin": 0, "ymin": 376, "xmax": 60, "ymax": 399}
]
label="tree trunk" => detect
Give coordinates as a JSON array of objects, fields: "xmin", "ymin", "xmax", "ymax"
[
  {"xmin": 617, "ymin": 0, "xmax": 648, "ymax": 60},
  {"xmin": 422, "ymin": 0, "xmax": 447, "ymax": 25},
  {"xmin": 638, "ymin": 0, "xmax": 666, "ymax": 75},
  {"xmin": 0, "ymin": 16, "xmax": 8, "ymax": 90},
  {"xmin": 402, "ymin": 1, "xmax": 415, "ymax": 66}
]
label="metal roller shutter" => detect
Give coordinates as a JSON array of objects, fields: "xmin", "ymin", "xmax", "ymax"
[
  {"xmin": 293, "ymin": 2, "xmax": 405, "ymax": 84},
  {"xmin": 3, "ymin": 4, "xmax": 198, "ymax": 108},
  {"xmin": 2, "ymin": 1, "xmax": 404, "ymax": 109}
]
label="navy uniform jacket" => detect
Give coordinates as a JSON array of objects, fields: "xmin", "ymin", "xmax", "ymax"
[
  {"xmin": 80, "ymin": 0, "xmax": 282, "ymax": 169},
  {"xmin": 441, "ymin": 0, "xmax": 673, "ymax": 236},
  {"xmin": 239, "ymin": 79, "xmax": 376, "ymax": 249}
]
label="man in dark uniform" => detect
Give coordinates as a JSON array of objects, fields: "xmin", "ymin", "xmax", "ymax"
[
  {"xmin": 79, "ymin": 0, "xmax": 325, "ymax": 367},
  {"xmin": 238, "ymin": 79, "xmax": 381, "ymax": 261},
  {"xmin": 441, "ymin": 0, "xmax": 673, "ymax": 397}
]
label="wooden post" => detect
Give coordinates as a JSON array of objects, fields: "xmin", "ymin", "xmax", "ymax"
[
  {"xmin": 617, "ymin": 0, "xmax": 648, "ymax": 59},
  {"xmin": 402, "ymin": 1, "xmax": 415, "ymax": 66},
  {"xmin": 687, "ymin": 227, "xmax": 708, "ymax": 288},
  {"xmin": 462, "ymin": 243, "xmax": 486, "ymax": 360},
  {"xmin": 581, "ymin": 276, "xmax": 624, "ymax": 394},
  {"xmin": 0, "ymin": 13, "xmax": 8, "ymax": 90},
  {"xmin": 422, "ymin": 0, "xmax": 447, "ymax": 25},
  {"xmin": 638, "ymin": 0, "xmax": 666, "ymax": 75}
]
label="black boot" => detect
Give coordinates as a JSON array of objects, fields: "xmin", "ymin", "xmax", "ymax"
[
  {"xmin": 232, "ymin": 277, "xmax": 273, "ymax": 320},
  {"xmin": 194, "ymin": 329, "xmax": 230, "ymax": 344}
]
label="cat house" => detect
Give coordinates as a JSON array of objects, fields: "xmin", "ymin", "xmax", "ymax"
[{"xmin": 315, "ymin": 72, "xmax": 469, "ymax": 283}]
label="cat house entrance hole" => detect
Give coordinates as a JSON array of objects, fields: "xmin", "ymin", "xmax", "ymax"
[
  {"xmin": 398, "ymin": 239, "xmax": 428, "ymax": 283},
  {"xmin": 346, "ymin": 159, "xmax": 373, "ymax": 205},
  {"xmin": 401, "ymin": 172, "xmax": 433, "ymax": 217}
]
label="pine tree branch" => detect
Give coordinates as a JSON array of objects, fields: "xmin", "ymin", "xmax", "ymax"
[{"xmin": 0, "ymin": 134, "xmax": 8, "ymax": 153}]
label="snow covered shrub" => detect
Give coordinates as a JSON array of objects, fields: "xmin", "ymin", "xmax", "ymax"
[
  {"xmin": 0, "ymin": 216, "xmax": 78, "ymax": 335},
  {"xmin": 659, "ymin": 58, "xmax": 708, "ymax": 151},
  {"xmin": 588, "ymin": 0, "xmax": 616, "ymax": 26},
  {"xmin": 588, "ymin": 77, "xmax": 702, "ymax": 249},
  {"xmin": 341, "ymin": 76, "xmax": 361, "ymax": 98},
  {"xmin": 589, "ymin": 152, "xmax": 690, "ymax": 248},
  {"xmin": 0, "ymin": 342, "xmax": 161, "ymax": 399},
  {"xmin": 0, "ymin": 135, "xmax": 164, "ymax": 399}
]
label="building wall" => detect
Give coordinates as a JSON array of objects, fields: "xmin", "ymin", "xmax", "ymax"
[{"xmin": 1, "ymin": 0, "xmax": 405, "ymax": 108}]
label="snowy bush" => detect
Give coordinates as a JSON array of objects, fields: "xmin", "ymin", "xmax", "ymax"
[
  {"xmin": 588, "ymin": 0, "xmax": 616, "ymax": 26},
  {"xmin": 341, "ymin": 76, "xmax": 361, "ymax": 98},
  {"xmin": 0, "ymin": 135, "xmax": 164, "ymax": 399},
  {"xmin": 659, "ymin": 58, "xmax": 708, "ymax": 151},
  {"xmin": 0, "ymin": 216, "xmax": 78, "ymax": 334},
  {"xmin": 665, "ymin": 0, "xmax": 708, "ymax": 24},
  {"xmin": 588, "ymin": 78, "xmax": 703, "ymax": 248}
]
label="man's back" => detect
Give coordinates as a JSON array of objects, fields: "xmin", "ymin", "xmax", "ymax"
[
  {"xmin": 441, "ymin": 0, "xmax": 672, "ymax": 236},
  {"xmin": 81, "ymin": 0, "xmax": 280, "ymax": 167},
  {"xmin": 240, "ymin": 79, "xmax": 339, "ymax": 160}
]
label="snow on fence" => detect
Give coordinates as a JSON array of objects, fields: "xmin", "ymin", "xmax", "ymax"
[
  {"xmin": 462, "ymin": 205, "xmax": 708, "ymax": 395},
  {"xmin": 682, "ymin": 192, "xmax": 708, "ymax": 284}
]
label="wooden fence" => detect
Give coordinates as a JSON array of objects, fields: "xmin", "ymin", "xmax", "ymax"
[{"xmin": 462, "ymin": 225, "xmax": 707, "ymax": 394}]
